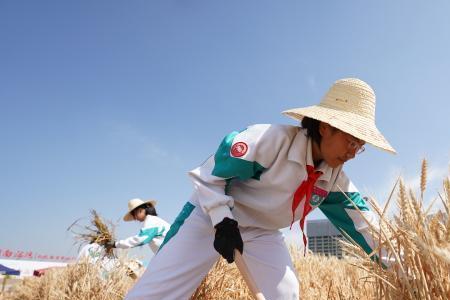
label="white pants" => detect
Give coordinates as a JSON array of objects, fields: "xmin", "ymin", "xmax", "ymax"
[{"xmin": 125, "ymin": 203, "xmax": 299, "ymax": 300}]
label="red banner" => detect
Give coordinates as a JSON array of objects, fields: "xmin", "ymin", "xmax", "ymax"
[{"xmin": 0, "ymin": 248, "xmax": 75, "ymax": 262}]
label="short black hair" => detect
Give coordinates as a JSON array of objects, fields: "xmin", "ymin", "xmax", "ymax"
[{"xmin": 301, "ymin": 117, "xmax": 322, "ymax": 145}]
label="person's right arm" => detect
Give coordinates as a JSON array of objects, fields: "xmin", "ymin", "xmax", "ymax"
[
  {"xmin": 115, "ymin": 226, "xmax": 166, "ymax": 249},
  {"xmin": 189, "ymin": 124, "xmax": 288, "ymax": 263},
  {"xmin": 188, "ymin": 124, "xmax": 286, "ymax": 226}
]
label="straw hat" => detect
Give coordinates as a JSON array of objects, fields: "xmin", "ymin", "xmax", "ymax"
[
  {"xmin": 123, "ymin": 198, "xmax": 157, "ymax": 222},
  {"xmin": 282, "ymin": 78, "xmax": 396, "ymax": 154}
]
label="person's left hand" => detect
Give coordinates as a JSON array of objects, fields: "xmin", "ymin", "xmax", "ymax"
[{"xmin": 104, "ymin": 240, "xmax": 116, "ymax": 251}]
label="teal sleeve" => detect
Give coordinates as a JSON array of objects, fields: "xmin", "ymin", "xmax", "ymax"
[
  {"xmin": 211, "ymin": 131, "xmax": 266, "ymax": 180},
  {"xmin": 319, "ymin": 191, "xmax": 383, "ymax": 265},
  {"xmin": 138, "ymin": 226, "xmax": 166, "ymax": 246}
]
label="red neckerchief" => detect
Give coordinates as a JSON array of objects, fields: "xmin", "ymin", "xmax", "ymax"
[{"xmin": 290, "ymin": 164, "xmax": 322, "ymax": 254}]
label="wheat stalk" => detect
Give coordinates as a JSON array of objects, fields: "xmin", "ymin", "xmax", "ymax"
[
  {"xmin": 420, "ymin": 159, "xmax": 427, "ymax": 201},
  {"xmin": 67, "ymin": 210, "xmax": 116, "ymax": 257}
]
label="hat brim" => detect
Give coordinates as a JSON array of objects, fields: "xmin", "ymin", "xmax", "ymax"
[
  {"xmin": 282, "ymin": 105, "xmax": 396, "ymax": 154},
  {"xmin": 123, "ymin": 200, "xmax": 157, "ymax": 222}
]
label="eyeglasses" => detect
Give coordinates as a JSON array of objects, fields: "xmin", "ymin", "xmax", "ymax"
[
  {"xmin": 347, "ymin": 139, "xmax": 365, "ymax": 155},
  {"xmin": 336, "ymin": 129, "xmax": 365, "ymax": 155}
]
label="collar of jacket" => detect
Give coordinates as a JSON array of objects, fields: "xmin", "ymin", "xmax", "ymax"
[{"xmin": 287, "ymin": 128, "xmax": 333, "ymax": 183}]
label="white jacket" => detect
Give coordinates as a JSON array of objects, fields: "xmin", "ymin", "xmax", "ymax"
[
  {"xmin": 115, "ymin": 215, "xmax": 171, "ymax": 254},
  {"xmin": 189, "ymin": 124, "xmax": 387, "ymax": 265}
]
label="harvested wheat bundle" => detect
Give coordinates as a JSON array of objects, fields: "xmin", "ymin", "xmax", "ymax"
[{"xmin": 68, "ymin": 210, "xmax": 116, "ymax": 257}]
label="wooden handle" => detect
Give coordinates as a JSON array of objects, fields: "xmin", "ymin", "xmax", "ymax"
[{"xmin": 234, "ymin": 250, "xmax": 266, "ymax": 300}]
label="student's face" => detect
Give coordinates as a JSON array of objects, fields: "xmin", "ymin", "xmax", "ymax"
[
  {"xmin": 132, "ymin": 207, "xmax": 146, "ymax": 222},
  {"xmin": 319, "ymin": 123, "xmax": 365, "ymax": 168}
]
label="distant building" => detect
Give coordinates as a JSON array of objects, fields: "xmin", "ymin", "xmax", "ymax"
[{"xmin": 306, "ymin": 219, "xmax": 344, "ymax": 258}]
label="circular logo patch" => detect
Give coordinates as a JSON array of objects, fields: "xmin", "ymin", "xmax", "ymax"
[
  {"xmin": 309, "ymin": 194, "xmax": 324, "ymax": 206},
  {"xmin": 231, "ymin": 142, "xmax": 248, "ymax": 157}
]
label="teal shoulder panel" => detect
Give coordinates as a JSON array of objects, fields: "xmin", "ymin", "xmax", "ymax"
[
  {"xmin": 212, "ymin": 131, "xmax": 266, "ymax": 180},
  {"xmin": 158, "ymin": 202, "xmax": 195, "ymax": 252},
  {"xmin": 319, "ymin": 191, "xmax": 375, "ymax": 259},
  {"xmin": 138, "ymin": 226, "xmax": 165, "ymax": 246},
  {"xmin": 323, "ymin": 191, "xmax": 369, "ymax": 211}
]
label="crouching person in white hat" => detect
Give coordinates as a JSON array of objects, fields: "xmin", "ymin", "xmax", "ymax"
[
  {"xmin": 106, "ymin": 198, "xmax": 171, "ymax": 255},
  {"xmin": 124, "ymin": 78, "xmax": 396, "ymax": 300}
]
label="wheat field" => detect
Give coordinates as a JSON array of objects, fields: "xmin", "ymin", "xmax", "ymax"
[{"xmin": 3, "ymin": 161, "xmax": 449, "ymax": 300}]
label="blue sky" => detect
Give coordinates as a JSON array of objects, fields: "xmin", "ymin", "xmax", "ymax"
[{"xmin": 1, "ymin": 1, "xmax": 449, "ymax": 261}]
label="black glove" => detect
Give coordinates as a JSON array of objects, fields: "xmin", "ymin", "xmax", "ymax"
[
  {"xmin": 104, "ymin": 240, "xmax": 116, "ymax": 250},
  {"xmin": 213, "ymin": 217, "xmax": 243, "ymax": 263}
]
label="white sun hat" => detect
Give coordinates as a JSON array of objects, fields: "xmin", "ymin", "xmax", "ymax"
[
  {"xmin": 282, "ymin": 78, "xmax": 396, "ymax": 154},
  {"xmin": 123, "ymin": 198, "xmax": 157, "ymax": 222}
]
